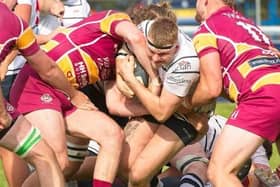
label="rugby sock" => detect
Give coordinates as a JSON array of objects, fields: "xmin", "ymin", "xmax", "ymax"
[
  {"xmin": 179, "ymin": 173, "xmax": 204, "ymax": 187},
  {"xmin": 92, "ymin": 179, "xmax": 112, "ymax": 187}
]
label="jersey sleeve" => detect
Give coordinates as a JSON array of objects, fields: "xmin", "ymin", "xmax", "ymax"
[
  {"xmin": 193, "ymin": 25, "xmax": 219, "ymax": 58},
  {"xmin": 99, "ymin": 10, "xmax": 131, "ymax": 39},
  {"xmin": 0, "ymin": 4, "xmax": 39, "ymax": 60},
  {"xmin": 16, "ymin": 20, "xmax": 40, "ymax": 56}
]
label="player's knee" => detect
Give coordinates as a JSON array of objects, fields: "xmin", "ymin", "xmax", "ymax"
[
  {"xmin": 207, "ymin": 169, "xmax": 215, "ymax": 183},
  {"xmin": 207, "ymin": 162, "xmax": 217, "ymax": 182},
  {"xmin": 207, "ymin": 160, "xmax": 231, "ymax": 183},
  {"xmin": 50, "ymin": 145, "xmax": 69, "ymax": 171},
  {"xmin": 128, "ymin": 166, "xmax": 149, "ymax": 186},
  {"xmin": 25, "ymin": 139, "xmax": 58, "ymax": 168},
  {"xmin": 128, "ymin": 168, "xmax": 147, "ymax": 186},
  {"xmin": 100, "ymin": 125, "xmax": 124, "ymax": 148}
]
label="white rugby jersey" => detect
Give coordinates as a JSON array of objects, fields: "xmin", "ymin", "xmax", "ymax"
[
  {"xmin": 39, "ymin": 0, "xmax": 91, "ymax": 35},
  {"xmin": 139, "ymin": 20, "xmax": 200, "ymax": 97}
]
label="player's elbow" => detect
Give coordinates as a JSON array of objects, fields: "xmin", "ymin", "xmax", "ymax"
[
  {"xmin": 108, "ymin": 109, "xmax": 119, "ymax": 116},
  {"xmin": 106, "ymin": 99, "xmax": 125, "ymax": 117},
  {"xmin": 107, "ymin": 105, "xmax": 119, "ymax": 116},
  {"xmin": 106, "ymin": 99, "xmax": 118, "ymax": 115},
  {"xmin": 207, "ymin": 84, "xmax": 222, "ymax": 99},
  {"xmin": 39, "ymin": 64, "xmax": 58, "ymax": 82}
]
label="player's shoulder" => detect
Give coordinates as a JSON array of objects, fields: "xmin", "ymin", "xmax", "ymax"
[
  {"xmin": 177, "ymin": 30, "xmax": 197, "ymax": 55},
  {"xmin": 170, "ymin": 32, "xmax": 199, "ymax": 72}
]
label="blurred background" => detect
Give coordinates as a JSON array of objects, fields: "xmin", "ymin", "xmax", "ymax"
[{"xmin": 88, "ymin": 0, "xmax": 280, "ymax": 49}]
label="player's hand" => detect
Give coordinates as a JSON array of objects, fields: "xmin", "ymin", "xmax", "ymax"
[
  {"xmin": 0, "ymin": 111, "xmax": 13, "ymax": 130},
  {"xmin": 117, "ymin": 55, "xmax": 136, "ymax": 81},
  {"xmin": 184, "ymin": 112, "xmax": 209, "ymax": 142},
  {"xmin": 116, "ymin": 74, "xmax": 135, "ymax": 98},
  {"xmin": 70, "ymin": 90, "xmax": 98, "ymax": 110},
  {"xmin": 49, "ymin": 0, "xmax": 64, "ymax": 18},
  {"xmin": 148, "ymin": 77, "xmax": 161, "ymax": 96},
  {"xmin": 179, "ymin": 96, "xmax": 193, "ymax": 113}
]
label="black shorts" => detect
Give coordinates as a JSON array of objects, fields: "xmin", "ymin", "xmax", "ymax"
[{"xmin": 142, "ymin": 114, "xmax": 198, "ymax": 145}]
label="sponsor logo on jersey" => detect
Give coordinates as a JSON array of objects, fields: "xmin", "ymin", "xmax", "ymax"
[
  {"xmin": 175, "ymin": 61, "xmax": 192, "ymax": 71},
  {"xmin": 167, "ymin": 75, "xmax": 192, "ymax": 84}
]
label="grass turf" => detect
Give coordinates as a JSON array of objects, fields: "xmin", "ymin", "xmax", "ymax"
[{"xmin": 0, "ymin": 160, "xmax": 8, "ymax": 187}]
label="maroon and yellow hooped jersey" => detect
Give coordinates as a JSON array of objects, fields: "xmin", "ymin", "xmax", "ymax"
[
  {"xmin": 193, "ymin": 7, "xmax": 280, "ymax": 103},
  {"xmin": 42, "ymin": 10, "xmax": 131, "ymax": 88},
  {"xmin": 0, "ymin": 3, "xmax": 39, "ymax": 62}
]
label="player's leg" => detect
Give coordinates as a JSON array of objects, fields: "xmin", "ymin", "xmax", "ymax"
[
  {"xmin": 65, "ymin": 108, "xmax": 124, "ymax": 186},
  {"xmin": 127, "ymin": 114, "xmax": 200, "ymax": 187},
  {"xmin": 118, "ymin": 117, "xmax": 159, "ymax": 182},
  {"xmin": 128, "ymin": 124, "xmax": 185, "ymax": 187},
  {"xmin": 64, "ymin": 135, "xmax": 90, "ymax": 179},
  {"xmin": 253, "ymin": 145, "xmax": 280, "ymax": 187},
  {"xmin": 0, "ymin": 147, "xmax": 30, "ymax": 187},
  {"xmin": 0, "ymin": 115, "xmax": 64, "ymax": 187},
  {"xmin": 170, "ymin": 142, "xmax": 208, "ymax": 187},
  {"xmin": 70, "ymin": 155, "xmax": 97, "ymax": 181},
  {"xmin": 24, "ymin": 109, "xmax": 68, "ymax": 171},
  {"xmin": 207, "ymin": 124, "xmax": 264, "ymax": 187}
]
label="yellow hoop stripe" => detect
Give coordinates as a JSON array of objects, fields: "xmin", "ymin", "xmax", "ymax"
[
  {"xmin": 16, "ymin": 27, "xmax": 36, "ymax": 50},
  {"xmin": 251, "ymin": 72, "xmax": 280, "ymax": 92}
]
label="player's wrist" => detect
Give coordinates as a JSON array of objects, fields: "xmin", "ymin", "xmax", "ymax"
[
  {"xmin": 182, "ymin": 96, "xmax": 193, "ymax": 111},
  {"xmin": 150, "ymin": 77, "xmax": 161, "ymax": 87}
]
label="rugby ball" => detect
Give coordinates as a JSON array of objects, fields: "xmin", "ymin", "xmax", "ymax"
[
  {"xmin": 119, "ymin": 43, "xmax": 149, "ymax": 87},
  {"xmin": 134, "ymin": 59, "xmax": 149, "ymax": 87}
]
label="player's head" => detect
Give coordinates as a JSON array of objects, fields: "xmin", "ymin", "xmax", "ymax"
[
  {"xmin": 195, "ymin": 0, "xmax": 235, "ymax": 23},
  {"xmin": 146, "ymin": 17, "xmax": 178, "ymax": 68},
  {"xmin": 129, "ymin": 1, "xmax": 177, "ymax": 25}
]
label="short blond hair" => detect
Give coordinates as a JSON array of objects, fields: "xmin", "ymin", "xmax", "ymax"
[
  {"xmin": 128, "ymin": 1, "xmax": 177, "ymax": 25},
  {"xmin": 148, "ymin": 17, "xmax": 178, "ymax": 48}
]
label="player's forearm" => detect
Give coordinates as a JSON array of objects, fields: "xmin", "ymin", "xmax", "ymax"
[
  {"xmin": 126, "ymin": 77, "xmax": 171, "ymax": 122},
  {"xmin": 0, "ymin": 86, "xmax": 12, "ymax": 129},
  {"xmin": 105, "ymin": 81, "xmax": 148, "ymax": 117},
  {"xmin": 190, "ymin": 82, "xmax": 219, "ymax": 107},
  {"xmin": 39, "ymin": 64, "xmax": 77, "ymax": 98},
  {"xmin": 108, "ymin": 99, "xmax": 149, "ymax": 117},
  {"xmin": 27, "ymin": 51, "xmax": 78, "ymax": 99},
  {"xmin": 2, "ymin": 50, "xmax": 18, "ymax": 66}
]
